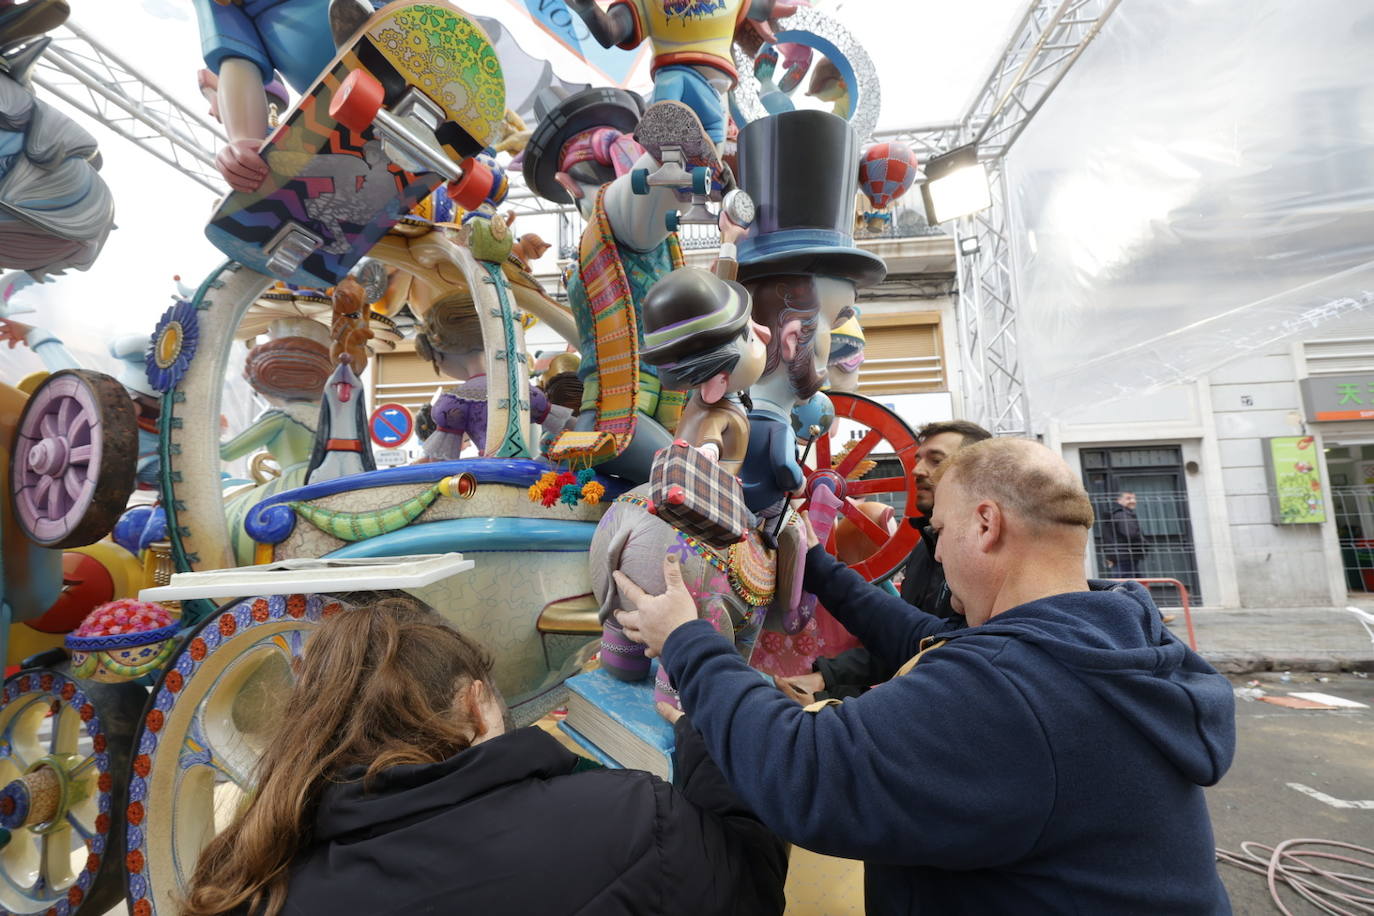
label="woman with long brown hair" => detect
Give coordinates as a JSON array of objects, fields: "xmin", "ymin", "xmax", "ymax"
[{"xmin": 181, "ymin": 594, "xmax": 786, "ymax": 916}]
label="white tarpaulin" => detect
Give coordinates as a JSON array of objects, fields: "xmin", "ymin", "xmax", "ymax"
[{"xmin": 1006, "ymin": 0, "xmax": 1374, "ymax": 423}]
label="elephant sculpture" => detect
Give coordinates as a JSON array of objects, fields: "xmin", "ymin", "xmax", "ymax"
[{"xmin": 590, "ymin": 485, "xmax": 817, "ymax": 706}]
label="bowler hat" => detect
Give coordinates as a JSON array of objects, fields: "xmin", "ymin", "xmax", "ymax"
[
  {"xmin": 522, "ymin": 86, "xmax": 645, "ymax": 205},
  {"xmin": 640, "ymin": 268, "xmax": 751, "ymax": 366},
  {"xmin": 736, "ymin": 110, "xmax": 887, "ymax": 288}
]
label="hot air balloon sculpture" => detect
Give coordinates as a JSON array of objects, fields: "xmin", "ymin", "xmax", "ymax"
[{"xmin": 857, "ymin": 141, "xmax": 921, "ymax": 236}]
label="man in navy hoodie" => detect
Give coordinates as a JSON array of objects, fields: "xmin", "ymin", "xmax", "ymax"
[{"xmin": 614, "ymin": 438, "xmax": 1236, "ymax": 915}]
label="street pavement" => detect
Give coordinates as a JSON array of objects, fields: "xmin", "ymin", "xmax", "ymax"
[
  {"xmin": 1209, "ymin": 671, "xmax": 1374, "ymax": 914},
  {"xmin": 1183, "ymin": 605, "xmax": 1374, "ymax": 673}
]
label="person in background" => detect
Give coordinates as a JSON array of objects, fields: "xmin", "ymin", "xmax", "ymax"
[
  {"xmin": 777, "ymin": 419, "xmax": 991, "ymax": 703},
  {"xmin": 180, "ymin": 595, "xmax": 786, "ymax": 916},
  {"xmin": 1103, "ymin": 490, "xmax": 1148, "ymax": 578},
  {"xmin": 613, "ymin": 438, "xmax": 1235, "ymax": 915}
]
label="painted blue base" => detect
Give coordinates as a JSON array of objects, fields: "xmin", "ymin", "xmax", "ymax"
[
  {"xmin": 245, "ymin": 458, "xmax": 631, "ymax": 545},
  {"xmin": 325, "ymin": 516, "xmax": 598, "ymax": 558}
]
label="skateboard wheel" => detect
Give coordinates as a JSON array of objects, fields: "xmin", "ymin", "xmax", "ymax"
[
  {"xmin": 330, "ymin": 69, "xmax": 385, "ymax": 134},
  {"xmin": 665, "ymin": 210, "xmax": 679, "ymax": 232},
  {"xmin": 690, "ymin": 166, "xmax": 710, "ymax": 196},
  {"xmin": 631, "ymin": 168, "xmax": 650, "ymax": 196},
  {"xmin": 447, "ymin": 157, "xmax": 495, "ymax": 211}
]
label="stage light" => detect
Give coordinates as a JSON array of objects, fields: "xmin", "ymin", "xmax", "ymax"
[
  {"xmin": 958, "ymin": 236, "xmax": 980, "ymax": 257},
  {"xmin": 921, "ymin": 144, "xmax": 991, "ymax": 225}
]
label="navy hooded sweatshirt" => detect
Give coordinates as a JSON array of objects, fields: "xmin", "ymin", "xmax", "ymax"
[{"xmin": 661, "ymin": 545, "xmax": 1237, "ymax": 915}]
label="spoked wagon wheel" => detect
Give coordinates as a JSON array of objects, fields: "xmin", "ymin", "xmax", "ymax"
[
  {"xmin": 11, "ymin": 370, "xmax": 138, "ymax": 549},
  {"xmin": 126, "ymin": 593, "xmax": 350, "ymax": 916},
  {"xmin": 0, "ymin": 669, "xmax": 145, "ymax": 915},
  {"xmin": 801, "ymin": 391, "xmax": 921, "ymax": 582}
]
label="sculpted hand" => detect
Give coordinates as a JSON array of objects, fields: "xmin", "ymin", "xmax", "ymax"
[
  {"xmin": 613, "ymin": 554, "xmax": 698, "ymax": 659},
  {"xmin": 718, "ymin": 210, "xmax": 748, "ymax": 246},
  {"xmin": 216, "ymin": 138, "xmax": 269, "ymax": 194},
  {"xmin": 0, "ymin": 318, "xmax": 34, "ymax": 349}
]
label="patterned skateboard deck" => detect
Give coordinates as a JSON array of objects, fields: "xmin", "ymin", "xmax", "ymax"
[
  {"xmin": 205, "ymin": 0, "xmax": 505, "ymax": 288},
  {"xmin": 634, "ymin": 100, "xmax": 720, "ymax": 173}
]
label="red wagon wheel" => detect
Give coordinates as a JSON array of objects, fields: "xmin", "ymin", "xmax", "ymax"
[{"xmin": 801, "ymin": 391, "xmax": 921, "ymax": 582}]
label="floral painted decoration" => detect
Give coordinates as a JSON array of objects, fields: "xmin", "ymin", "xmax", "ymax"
[{"xmin": 147, "ymin": 299, "xmax": 199, "ymax": 392}]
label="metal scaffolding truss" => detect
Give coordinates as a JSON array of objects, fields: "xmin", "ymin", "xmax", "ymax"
[
  {"xmin": 29, "ymin": 20, "xmax": 227, "ymax": 193},
  {"xmin": 878, "ymin": 0, "xmax": 1122, "ymax": 435},
  {"xmin": 955, "ymin": 166, "xmax": 1023, "ymax": 435},
  {"xmin": 963, "ymin": 0, "xmax": 1123, "ymax": 162},
  {"xmin": 21, "ymin": 2, "xmax": 1121, "ymax": 434}
]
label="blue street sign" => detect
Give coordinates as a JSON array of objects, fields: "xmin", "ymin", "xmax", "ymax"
[{"xmin": 369, "ymin": 403, "xmax": 414, "ymax": 449}]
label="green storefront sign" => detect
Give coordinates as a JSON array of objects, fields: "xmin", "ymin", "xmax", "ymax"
[
  {"xmin": 1299, "ymin": 373, "xmax": 1374, "ymax": 421},
  {"xmin": 1262, "ymin": 436, "xmax": 1326, "ymax": 524}
]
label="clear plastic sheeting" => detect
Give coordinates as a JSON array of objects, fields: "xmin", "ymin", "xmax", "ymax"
[{"xmin": 1005, "ymin": 0, "xmax": 1374, "ymax": 424}]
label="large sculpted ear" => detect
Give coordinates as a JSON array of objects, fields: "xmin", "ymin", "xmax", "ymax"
[
  {"xmin": 554, "ymin": 171, "xmax": 585, "ymax": 200},
  {"xmin": 700, "ymin": 371, "xmax": 730, "ymax": 404},
  {"xmin": 779, "ymin": 318, "xmax": 803, "ymax": 362}
]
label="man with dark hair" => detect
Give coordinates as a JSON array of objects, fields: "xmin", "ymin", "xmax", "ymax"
[
  {"xmin": 779, "ymin": 418, "xmax": 991, "ymax": 702},
  {"xmin": 1102, "ymin": 491, "xmax": 1147, "ymax": 579}
]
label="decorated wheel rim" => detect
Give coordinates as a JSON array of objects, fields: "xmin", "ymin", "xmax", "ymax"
[
  {"xmin": 801, "ymin": 391, "xmax": 921, "ymax": 582},
  {"xmin": 0, "ymin": 669, "xmax": 145, "ymax": 915},
  {"xmin": 11, "ymin": 370, "xmax": 137, "ymax": 549},
  {"xmin": 127, "ymin": 594, "xmax": 351, "ymax": 916}
]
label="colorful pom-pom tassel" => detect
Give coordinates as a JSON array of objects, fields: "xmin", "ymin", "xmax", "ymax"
[
  {"xmin": 581, "ymin": 480, "xmax": 606, "ymax": 504},
  {"xmin": 559, "ymin": 483, "xmax": 582, "ymax": 508}
]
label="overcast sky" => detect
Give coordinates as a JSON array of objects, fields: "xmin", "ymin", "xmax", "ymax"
[{"xmin": 1, "ymin": 0, "xmax": 1023, "ymax": 381}]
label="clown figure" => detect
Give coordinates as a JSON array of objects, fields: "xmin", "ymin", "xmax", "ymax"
[{"xmin": 639, "ymin": 267, "xmax": 770, "ymax": 479}]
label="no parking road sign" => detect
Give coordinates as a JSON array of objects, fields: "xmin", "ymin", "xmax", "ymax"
[{"xmin": 369, "ymin": 403, "xmax": 414, "ymax": 449}]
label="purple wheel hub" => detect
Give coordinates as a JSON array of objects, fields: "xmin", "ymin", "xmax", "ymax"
[
  {"xmin": 10, "ymin": 369, "xmax": 136, "ymax": 549},
  {"xmin": 14, "ymin": 375, "xmax": 101, "ymax": 545}
]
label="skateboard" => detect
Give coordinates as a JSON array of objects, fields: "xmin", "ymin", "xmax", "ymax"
[
  {"xmin": 631, "ymin": 100, "xmax": 735, "ymax": 229},
  {"xmin": 204, "ymin": 0, "xmax": 504, "ymax": 288}
]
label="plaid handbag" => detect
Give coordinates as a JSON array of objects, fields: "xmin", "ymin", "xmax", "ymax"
[{"xmin": 648, "ymin": 440, "xmax": 752, "ymax": 549}]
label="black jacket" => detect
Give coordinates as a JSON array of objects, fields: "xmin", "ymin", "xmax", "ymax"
[
  {"xmin": 1103, "ymin": 505, "xmax": 1147, "ymax": 556},
  {"xmin": 814, "ymin": 517, "xmax": 958, "ymax": 699},
  {"xmin": 254, "ymin": 723, "xmax": 786, "ymax": 915}
]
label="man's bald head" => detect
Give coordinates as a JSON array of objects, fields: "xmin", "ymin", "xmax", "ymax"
[
  {"xmin": 934, "ymin": 438, "xmax": 1094, "ymax": 531},
  {"xmin": 929, "ymin": 439, "xmax": 1095, "ymax": 626}
]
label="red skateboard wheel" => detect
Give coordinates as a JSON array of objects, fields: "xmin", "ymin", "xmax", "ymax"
[
  {"xmin": 446, "ymin": 156, "xmax": 495, "ymax": 210},
  {"xmin": 331, "ymin": 69, "xmax": 385, "ymax": 133}
]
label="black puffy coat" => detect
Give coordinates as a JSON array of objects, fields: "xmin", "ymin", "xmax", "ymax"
[{"xmin": 248, "ymin": 722, "xmax": 786, "ymax": 915}]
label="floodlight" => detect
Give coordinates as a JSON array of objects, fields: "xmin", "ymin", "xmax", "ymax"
[
  {"xmin": 958, "ymin": 236, "xmax": 980, "ymax": 257},
  {"xmin": 921, "ymin": 144, "xmax": 992, "ymax": 225}
]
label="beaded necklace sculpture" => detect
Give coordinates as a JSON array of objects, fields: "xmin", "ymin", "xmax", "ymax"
[{"xmin": 614, "ymin": 493, "xmax": 775, "ymax": 607}]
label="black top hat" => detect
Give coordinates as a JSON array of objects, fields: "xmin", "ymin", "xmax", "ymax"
[
  {"xmin": 522, "ymin": 86, "xmax": 645, "ymax": 205},
  {"xmin": 640, "ymin": 268, "xmax": 751, "ymax": 366},
  {"xmin": 736, "ymin": 110, "xmax": 887, "ymax": 288}
]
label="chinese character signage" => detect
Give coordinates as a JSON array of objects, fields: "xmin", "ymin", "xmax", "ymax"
[
  {"xmin": 1299, "ymin": 373, "xmax": 1374, "ymax": 421},
  {"xmin": 1262, "ymin": 436, "xmax": 1326, "ymax": 524}
]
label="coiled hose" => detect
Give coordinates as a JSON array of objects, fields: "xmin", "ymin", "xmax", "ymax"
[{"xmin": 1216, "ymin": 839, "xmax": 1374, "ymax": 915}]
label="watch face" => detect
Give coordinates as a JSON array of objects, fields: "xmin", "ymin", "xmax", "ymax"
[{"xmin": 725, "ymin": 189, "xmax": 756, "ymax": 226}]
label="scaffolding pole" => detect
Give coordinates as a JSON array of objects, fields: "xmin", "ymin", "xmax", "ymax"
[{"xmin": 28, "ymin": 20, "xmax": 227, "ymax": 194}]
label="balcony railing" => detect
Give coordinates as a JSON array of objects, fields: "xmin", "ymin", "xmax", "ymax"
[{"xmin": 556, "ymin": 199, "xmax": 947, "ymax": 261}]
